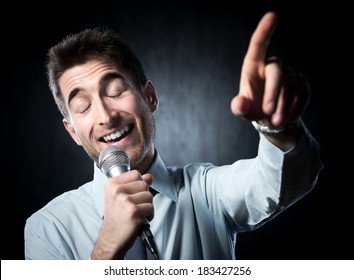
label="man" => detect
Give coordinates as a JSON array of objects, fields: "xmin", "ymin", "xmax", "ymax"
[{"xmin": 24, "ymin": 12, "xmax": 323, "ymax": 260}]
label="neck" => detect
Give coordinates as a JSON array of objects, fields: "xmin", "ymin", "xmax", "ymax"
[{"xmin": 135, "ymin": 146, "xmax": 156, "ymax": 174}]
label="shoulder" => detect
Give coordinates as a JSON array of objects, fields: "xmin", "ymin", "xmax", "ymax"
[{"xmin": 26, "ymin": 181, "xmax": 94, "ymax": 225}]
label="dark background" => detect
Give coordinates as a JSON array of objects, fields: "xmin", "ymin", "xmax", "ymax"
[{"xmin": 2, "ymin": 0, "xmax": 351, "ymax": 259}]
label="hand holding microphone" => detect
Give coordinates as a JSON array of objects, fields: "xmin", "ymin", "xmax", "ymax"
[{"xmin": 98, "ymin": 146, "xmax": 159, "ymax": 260}]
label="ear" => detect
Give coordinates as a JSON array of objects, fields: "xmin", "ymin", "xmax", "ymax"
[
  {"xmin": 144, "ymin": 80, "xmax": 159, "ymax": 112},
  {"xmin": 63, "ymin": 118, "xmax": 82, "ymax": 146}
]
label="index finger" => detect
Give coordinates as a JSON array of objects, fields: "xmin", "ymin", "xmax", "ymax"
[{"xmin": 244, "ymin": 12, "xmax": 278, "ymax": 64}]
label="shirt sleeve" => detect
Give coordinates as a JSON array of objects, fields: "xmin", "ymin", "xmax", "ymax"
[
  {"xmin": 24, "ymin": 214, "xmax": 67, "ymax": 260},
  {"xmin": 198, "ymin": 122, "xmax": 323, "ymax": 232}
]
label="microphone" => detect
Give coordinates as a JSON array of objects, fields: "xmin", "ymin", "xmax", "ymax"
[{"xmin": 98, "ymin": 145, "xmax": 159, "ymax": 260}]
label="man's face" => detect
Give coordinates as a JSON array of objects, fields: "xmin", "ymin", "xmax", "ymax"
[{"xmin": 59, "ymin": 59, "xmax": 158, "ymax": 171}]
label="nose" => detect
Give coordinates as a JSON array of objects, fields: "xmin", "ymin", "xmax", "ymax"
[{"xmin": 96, "ymin": 99, "xmax": 117, "ymax": 126}]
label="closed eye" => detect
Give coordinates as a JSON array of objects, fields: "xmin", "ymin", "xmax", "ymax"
[{"xmin": 104, "ymin": 76, "xmax": 129, "ymax": 98}]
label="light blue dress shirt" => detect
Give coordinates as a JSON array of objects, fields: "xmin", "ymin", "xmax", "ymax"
[{"xmin": 24, "ymin": 127, "xmax": 323, "ymax": 260}]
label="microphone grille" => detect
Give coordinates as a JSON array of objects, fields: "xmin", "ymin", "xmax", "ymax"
[{"xmin": 98, "ymin": 146, "xmax": 130, "ymax": 176}]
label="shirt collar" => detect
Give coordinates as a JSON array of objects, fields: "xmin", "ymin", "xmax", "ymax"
[
  {"xmin": 92, "ymin": 150, "xmax": 178, "ymax": 218},
  {"xmin": 148, "ymin": 152, "xmax": 178, "ymax": 202}
]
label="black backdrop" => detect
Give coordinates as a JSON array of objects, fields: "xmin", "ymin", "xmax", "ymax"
[{"xmin": 2, "ymin": 0, "xmax": 351, "ymax": 259}]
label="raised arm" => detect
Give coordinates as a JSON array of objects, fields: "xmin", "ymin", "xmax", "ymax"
[{"xmin": 231, "ymin": 12, "xmax": 310, "ymax": 151}]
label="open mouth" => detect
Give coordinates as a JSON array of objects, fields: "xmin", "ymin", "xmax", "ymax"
[{"xmin": 100, "ymin": 124, "xmax": 133, "ymax": 143}]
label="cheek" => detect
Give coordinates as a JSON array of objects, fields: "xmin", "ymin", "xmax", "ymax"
[
  {"xmin": 70, "ymin": 118, "xmax": 93, "ymax": 143},
  {"xmin": 125, "ymin": 94, "xmax": 144, "ymax": 111},
  {"xmin": 122, "ymin": 95, "xmax": 150, "ymax": 120}
]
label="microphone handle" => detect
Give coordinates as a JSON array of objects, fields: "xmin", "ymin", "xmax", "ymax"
[{"xmin": 140, "ymin": 222, "xmax": 159, "ymax": 260}]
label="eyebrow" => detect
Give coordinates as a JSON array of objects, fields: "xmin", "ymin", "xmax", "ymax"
[{"xmin": 67, "ymin": 72, "xmax": 126, "ymax": 106}]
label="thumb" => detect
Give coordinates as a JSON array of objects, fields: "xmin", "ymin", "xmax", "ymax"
[{"xmin": 142, "ymin": 173, "xmax": 154, "ymax": 185}]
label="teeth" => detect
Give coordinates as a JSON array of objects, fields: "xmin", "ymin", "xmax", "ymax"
[{"xmin": 103, "ymin": 125, "xmax": 130, "ymax": 142}]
